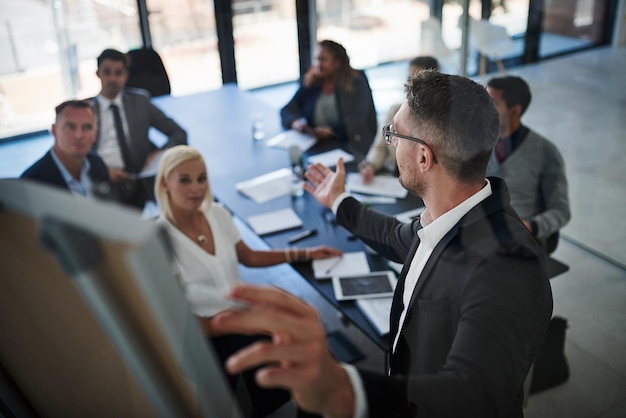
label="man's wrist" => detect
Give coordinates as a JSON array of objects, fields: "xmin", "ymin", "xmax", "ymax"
[{"xmin": 331, "ymin": 192, "xmax": 351, "ymax": 215}]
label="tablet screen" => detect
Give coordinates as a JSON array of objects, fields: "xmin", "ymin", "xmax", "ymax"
[{"xmin": 332, "ymin": 271, "xmax": 396, "ymax": 301}]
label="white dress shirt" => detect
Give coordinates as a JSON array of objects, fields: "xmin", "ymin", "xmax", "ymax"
[
  {"xmin": 95, "ymin": 94, "xmax": 129, "ymax": 169},
  {"xmin": 50, "ymin": 148, "xmax": 93, "ymax": 198}
]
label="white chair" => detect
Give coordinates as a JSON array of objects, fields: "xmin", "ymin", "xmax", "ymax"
[
  {"xmin": 466, "ymin": 18, "xmax": 515, "ymax": 75},
  {"xmin": 420, "ymin": 17, "xmax": 459, "ymax": 73}
]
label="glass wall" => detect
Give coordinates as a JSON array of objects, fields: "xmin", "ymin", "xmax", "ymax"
[
  {"xmin": 540, "ymin": 0, "xmax": 608, "ymax": 56},
  {"xmin": 0, "ymin": 0, "xmax": 616, "ymax": 140},
  {"xmin": 233, "ymin": 0, "xmax": 299, "ymax": 89},
  {"xmin": 146, "ymin": 0, "xmax": 221, "ymax": 95},
  {"xmin": 316, "ymin": 0, "xmax": 431, "ymax": 69},
  {"xmin": 0, "ymin": 0, "xmax": 142, "ymax": 138}
]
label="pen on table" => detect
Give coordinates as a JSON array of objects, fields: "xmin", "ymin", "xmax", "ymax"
[
  {"xmin": 324, "ymin": 256, "xmax": 344, "ymax": 275},
  {"xmin": 287, "ymin": 228, "xmax": 318, "ymax": 244}
]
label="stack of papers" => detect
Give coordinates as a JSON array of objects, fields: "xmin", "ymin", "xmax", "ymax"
[
  {"xmin": 235, "ymin": 168, "xmax": 292, "ymax": 204},
  {"xmin": 246, "ymin": 207, "xmax": 303, "ymax": 236},
  {"xmin": 307, "ymin": 149, "xmax": 354, "ymax": 167},
  {"xmin": 312, "ymin": 251, "xmax": 370, "ymax": 279},
  {"xmin": 346, "ymin": 173, "xmax": 408, "ymax": 198},
  {"xmin": 266, "ymin": 130, "xmax": 316, "ymax": 152},
  {"xmin": 356, "ymin": 298, "xmax": 392, "ymax": 336}
]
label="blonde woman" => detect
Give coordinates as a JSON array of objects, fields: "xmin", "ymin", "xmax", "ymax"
[
  {"xmin": 155, "ymin": 145, "xmax": 342, "ymax": 320},
  {"xmin": 156, "ymin": 145, "xmax": 341, "ymax": 417}
]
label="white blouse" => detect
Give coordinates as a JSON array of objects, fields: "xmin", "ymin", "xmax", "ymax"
[{"xmin": 157, "ymin": 204, "xmax": 242, "ymax": 299}]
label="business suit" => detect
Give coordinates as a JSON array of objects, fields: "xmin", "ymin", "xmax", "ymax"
[
  {"xmin": 92, "ymin": 88, "xmax": 187, "ymax": 172},
  {"xmin": 335, "ymin": 177, "xmax": 553, "ymax": 417},
  {"xmin": 92, "ymin": 88, "xmax": 186, "ymax": 207},
  {"xmin": 20, "ymin": 149, "xmax": 109, "ymax": 193}
]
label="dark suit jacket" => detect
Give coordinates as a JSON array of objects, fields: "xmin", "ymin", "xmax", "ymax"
[
  {"xmin": 20, "ymin": 149, "xmax": 110, "ymax": 193},
  {"xmin": 92, "ymin": 88, "xmax": 187, "ymax": 172},
  {"xmin": 336, "ymin": 177, "xmax": 553, "ymax": 418},
  {"xmin": 280, "ymin": 72, "xmax": 377, "ymax": 158}
]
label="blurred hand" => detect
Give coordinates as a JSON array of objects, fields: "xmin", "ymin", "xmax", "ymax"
[
  {"xmin": 308, "ymin": 245, "xmax": 343, "ymax": 259},
  {"xmin": 313, "ymin": 125, "xmax": 334, "ymax": 140},
  {"xmin": 303, "ymin": 158, "xmax": 347, "ymax": 209},
  {"xmin": 359, "ymin": 163, "xmax": 375, "ymax": 184},
  {"xmin": 213, "ymin": 285, "xmax": 355, "ymax": 417},
  {"xmin": 292, "ymin": 118, "xmax": 308, "ymax": 132}
]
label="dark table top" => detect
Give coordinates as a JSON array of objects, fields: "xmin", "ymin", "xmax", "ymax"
[{"xmin": 154, "ymin": 85, "xmax": 425, "ymax": 350}]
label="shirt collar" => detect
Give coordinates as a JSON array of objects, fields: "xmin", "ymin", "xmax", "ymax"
[
  {"xmin": 50, "ymin": 148, "xmax": 91, "ymax": 197},
  {"xmin": 497, "ymin": 124, "xmax": 529, "ymax": 150},
  {"xmin": 419, "ymin": 179, "xmax": 493, "ymax": 248},
  {"xmin": 96, "ymin": 92, "xmax": 123, "ymax": 108}
]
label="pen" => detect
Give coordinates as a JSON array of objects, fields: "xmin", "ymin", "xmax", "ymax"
[
  {"xmin": 287, "ymin": 228, "xmax": 318, "ymax": 244},
  {"xmin": 324, "ymin": 256, "xmax": 343, "ymax": 275}
]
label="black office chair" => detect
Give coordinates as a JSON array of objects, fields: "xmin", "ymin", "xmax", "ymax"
[{"xmin": 126, "ymin": 48, "xmax": 171, "ymax": 97}]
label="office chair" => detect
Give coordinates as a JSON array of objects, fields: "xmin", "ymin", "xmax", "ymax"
[
  {"xmin": 420, "ymin": 18, "xmax": 459, "ymax": 73},
  {"xmin": 126, "ymin": 48, "xmax": 171, "ymax": 97},
  {"xmin": 466, "ymin": 18, "xmax": 515, "ymax": 76}
]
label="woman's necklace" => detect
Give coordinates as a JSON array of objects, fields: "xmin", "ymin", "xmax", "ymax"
[{"xmin": 170, "ymin": 214, "xmax": 209, "ymax": 245}]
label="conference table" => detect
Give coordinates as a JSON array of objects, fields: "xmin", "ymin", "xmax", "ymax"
[
  {"xmin": 153, "ymin": 84, "xmax": 420, "ymax": 352},
  {"xmin": 153, "ymin": 84, "xmax": 569, "ymax": 354}
]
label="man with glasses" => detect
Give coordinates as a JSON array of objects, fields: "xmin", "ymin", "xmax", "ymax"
[{"xmin": 212, "ymin": 71, "xmax": 553, "ymax": 417}]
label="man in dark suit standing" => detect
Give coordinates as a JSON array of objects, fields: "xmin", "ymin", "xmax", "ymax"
[
  {"xmin": 92, "ymin": 48, "xmax": 187, "ymax": 208},
  {"xmin": 212, "ymin": 71, "xmax": 553, "ymax": 417},
  {"xmin": 21, "ymin": 100, "xmax": 109, "ymax": 198}
]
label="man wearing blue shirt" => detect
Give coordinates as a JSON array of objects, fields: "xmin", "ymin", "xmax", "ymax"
[{"xmin": 21, "ymin": 100, "xmax": 109, "ymax": 198}]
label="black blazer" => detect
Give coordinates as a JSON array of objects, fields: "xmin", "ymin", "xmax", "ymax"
[
  {"xmin": 336, "ymin": 177, "xmax": 553, "ymax": 418},
  {"xmin": 20, "ymin": 149, "xmax": 110, "ymax": 193},
  {"xmin": 280, "ymin": 72, "xmax": 377, "ymax": 159}
]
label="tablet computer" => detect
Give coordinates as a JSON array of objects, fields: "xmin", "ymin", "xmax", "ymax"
[{"xmin": 331, "ymin": 271, "xmax": 396, "ymax": 301}]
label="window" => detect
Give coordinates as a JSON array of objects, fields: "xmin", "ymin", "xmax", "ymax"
[{"xmin": 0, "ymin": 0, "xmax": 142, "ymax": 139}]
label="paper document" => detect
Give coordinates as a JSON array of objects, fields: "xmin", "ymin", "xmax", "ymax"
[
  {"xmin": 306, "ymin": 149, "xmax": 354, "ymax": 167},
  {"xmin": 266, "ymin": 130, "xmax": 316, "ymax": 152},
  {"xmin": 235, "ymin": 168, "xmax": 292, "ymax": 204},
  {"xmin": 353, "ymin": 193, "xmax": 397, "ymax": 205},
  {"xmin": 346, "ymin": 173, "xmax": 408, "ymax": 198},
  {"xmin": 356, "ymin": 297, "xmax": 393, "ymax": 336},
  {"xmin": 387, "ymin": 260, "xmax": 403, "ymax": 275},
  {"xmin": 312, "ymin": 251, "xmax": 370, "ymax": 279},
  {"xmin": 246, "ymin": 207, "xmax": 303, "ymax": 236}
]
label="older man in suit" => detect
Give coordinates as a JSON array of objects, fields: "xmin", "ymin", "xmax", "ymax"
[
  {"xmin": 211, "ymin": 71, "xmax": 553, "ymax": 418},
  {"xmin": 92, "ymin": 48, "xmax": 187, "ymax": 208},
  {"xmin": 21, "ymin": 100, "xmax": 109, "ymax": 198}
]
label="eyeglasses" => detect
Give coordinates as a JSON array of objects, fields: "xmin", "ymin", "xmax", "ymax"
[{"xmin": 382, "ymin": 123, "xmax": 437, "ymax": 163}]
